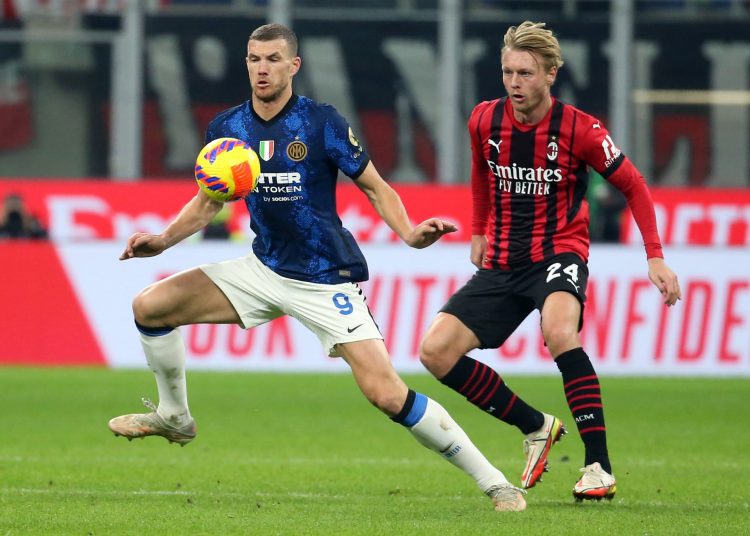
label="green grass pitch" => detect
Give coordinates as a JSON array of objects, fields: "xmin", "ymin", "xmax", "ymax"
[{"xmin": 0, "ymin": 368, "xmax": 748, "ymax": 535}]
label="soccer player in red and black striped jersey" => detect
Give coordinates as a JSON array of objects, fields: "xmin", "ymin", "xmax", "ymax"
[{"xmin": 419, "ymin": 21, "xmax": 681, "ymax": 501}]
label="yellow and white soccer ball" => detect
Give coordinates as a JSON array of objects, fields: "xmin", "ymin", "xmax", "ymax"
[{"xmin": 194, "ymin": 137, "xmax": 261, "ymax": 202}]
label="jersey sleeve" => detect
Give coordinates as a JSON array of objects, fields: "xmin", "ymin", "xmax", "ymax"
[
  {"xmin": 578, "ymin": 115, "xmax": 663, "ymax": 259},
  {"xmin": 323, "ymin": 107, "xmax": 371, "ymax": 179},
  {"xmin": 204, "ymin": 117, "xmax": 221, "ymax": 145},
  {"xmin": 469, "ymin": 102, "xmax": 491, "ymax": 236}
]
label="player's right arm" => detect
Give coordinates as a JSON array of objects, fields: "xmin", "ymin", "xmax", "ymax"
[
  {"xmin": 119, "ymin": 190, "xmax": 224, "ymax": 260},
  {"xmin": 468, "ymin": 101, "xmax": 491, "ymax": 269},
  {"xmin": 470, "ymin": 235, "xmax": 488, "ymax": 269}
]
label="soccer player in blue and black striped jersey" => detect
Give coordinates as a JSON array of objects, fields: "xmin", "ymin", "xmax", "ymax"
[{"xmin": 108, "ymin": 23, "xmax": 528, "ymax": 511}]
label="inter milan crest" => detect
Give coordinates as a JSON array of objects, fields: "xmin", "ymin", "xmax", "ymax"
[{"xmin": 287, "ymin": 139, "xmax": 308, "ymax": 161}]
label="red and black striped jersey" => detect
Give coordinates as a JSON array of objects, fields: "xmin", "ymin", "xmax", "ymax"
[{"xmin": 469, "ymin": 97, "xmax": 663, "ymax": 269}]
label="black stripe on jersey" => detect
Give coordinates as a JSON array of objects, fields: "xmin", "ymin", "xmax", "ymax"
[
  {"xmin": 507, "ymin": 124, "xmax": 537, "ymax": 266},
  {"xmin": 599, "ymin": 153, "xmax": 625, "ymax": 179},
  {"xmin": 541, "ymin": 101, "xmax": 565, "ymax": 260},
  {"xmin": 488, "ymin": 98, "xmax": 506, "ymax": 267},
  {"xmin": 567, "ymin": 160, "xmax": 590, "ymax": 222}
]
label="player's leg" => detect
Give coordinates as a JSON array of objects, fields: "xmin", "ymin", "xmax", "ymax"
[
  {"xmin": 420, "ymin": 272, "xmax": 565, "ymax": 489},
  {"xmin": 420, "ymin": 312, "xmax": 544, "ymax": 433},
  {"xmin": 540, "ymin": 290, "xmax": 616, "ymax": 500},
  {"xmin": 111, "ymin": 252, "xmax": 285, "ymax": 445},
  {"xmin": 337, "ymin": 338, "xmax": 526, "ymax": 512},
  {"xmin": 134, "ymin": 267, "xmax": 242, "ymax": 420},
  {"xmin": 287, "ymin": 279, "xmax": 524, "ymax": 510},
  {"xmin": 109, "ymin": 267, "xmax": 242, "ymax": 445}
]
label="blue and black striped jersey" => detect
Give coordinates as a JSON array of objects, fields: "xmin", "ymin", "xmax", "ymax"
[{"xmin": 206, "ymin": 94, "xmax": 371, "ymax": 284}]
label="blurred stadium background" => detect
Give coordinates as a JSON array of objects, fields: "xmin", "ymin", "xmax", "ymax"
[{"xmin": 1, "ymin": 0, "xmax": 748, "ymax": 374}]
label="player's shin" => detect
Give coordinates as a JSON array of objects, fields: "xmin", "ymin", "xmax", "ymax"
[
  {"xmin": 555, "ymin": 347, "xmax": 611, "ymax": 473},
  {"xmin": 440, "ymin": 355, "xmax": 544, "ymax": 433},
  {"xmin": 392, "ymin": 390, "xmax": 509, "ymax": 494},
  {"xmin": 136, "ymin": 323, "xmax": 192, "ymax": 427}
]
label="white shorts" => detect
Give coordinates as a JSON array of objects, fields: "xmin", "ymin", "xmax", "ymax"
[{"xmin": 199, "ymin": 252, "xmax": 383, "ymax": 357}]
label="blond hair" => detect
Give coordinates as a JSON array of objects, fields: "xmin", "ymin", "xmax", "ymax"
[{"xmin": 502, "ymin": 21, "xmax": 564, "ymax": 72}]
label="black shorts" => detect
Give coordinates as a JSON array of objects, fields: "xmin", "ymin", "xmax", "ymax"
[{"xmin": 440, "ymin": 253, "xmax": 588, "ymax": 349}]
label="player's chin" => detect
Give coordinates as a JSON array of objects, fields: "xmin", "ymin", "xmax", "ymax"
[{"xmin": 254, "ymin": 88, "xmax": 280, "ymax": 103}]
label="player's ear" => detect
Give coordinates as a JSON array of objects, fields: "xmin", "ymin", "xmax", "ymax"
[
  {"xmin": 290, "ymin": 56, "xmax": 301, "ymax": 76},
  {"xmin": 547, "ymin": 66, "xmax": 557, "ymax": 86}
]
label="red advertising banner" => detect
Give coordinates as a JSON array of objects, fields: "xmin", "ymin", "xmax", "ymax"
[
  {"xmin": 622, "ymin": 188, "xmax": 750, "ymax": 246},
  {"xmin": 3, "ymin": 181, "xmax": 748, "ymax": 246},
  {"xmin": 0, "ymin": 180, "xmax": 471, "ymax": 243},
  {"xmin": 0, "ymin": 241, "xmax": 106, "ymax": 365}
]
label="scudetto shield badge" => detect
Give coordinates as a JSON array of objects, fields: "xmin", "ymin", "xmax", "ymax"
[{"xmin": 258, "ymin": 140, "xmax": 275, "ymax": 161}]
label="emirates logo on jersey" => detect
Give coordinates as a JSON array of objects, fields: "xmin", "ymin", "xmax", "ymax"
[{"xmin": 547, "ymin": 140, "xmax": 559, "ymax": 161}]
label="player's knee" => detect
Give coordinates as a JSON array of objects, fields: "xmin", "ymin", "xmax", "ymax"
[
  {"xmin": 419, "ymin": 336, "xmax": 449, "ymax": 375},
  {"xmin": 369, "ymin": 390, "xmax": 403, "ymax": 415},
  {"xmin": 542, "ymin": 323, "xmax": 578, "ymax": 355},
  {"xmin": 132, "ymin": 288, "xmax": 163, "ymax": 326}
]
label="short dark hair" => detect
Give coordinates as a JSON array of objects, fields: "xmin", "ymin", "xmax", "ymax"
[{"xmin": 249, "ymin": 24, "xmax": 298, "ymax": 57}]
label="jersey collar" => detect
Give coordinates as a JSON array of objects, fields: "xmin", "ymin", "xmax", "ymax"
[
  {"xmin": 249, "ymin": 93, "xmax": 299, "ymax": 126},
  {"xmin": 505, "ymin": 96, "xmax": 556, "ymax": 132}
]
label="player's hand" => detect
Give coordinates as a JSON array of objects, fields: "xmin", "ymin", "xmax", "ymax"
[
  {"xmin": 404, "ymin": 218, "xmax": 457, "ymax": 249},
  {"xmin": 647, "ymin": 257, "xmax": 681, "ymax": 306},
  {"xmin": 119, "ymin": 233, "xmax": 168, "ymax": 260},
  {"xmin": 470, "ymin": 235, "xmax": 488, "ymax": 269}
]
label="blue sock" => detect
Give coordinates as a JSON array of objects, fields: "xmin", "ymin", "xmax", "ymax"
[
  {"xmin": 134, "ymin": 320, "xmax": 174, "ymax": 337},
  {"xmin": 391, "ymin": 389, "xmax": 429, "ymax": 427}
]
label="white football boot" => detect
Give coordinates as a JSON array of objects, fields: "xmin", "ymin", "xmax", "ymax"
[
  {"xmin": 108, "ymin": 398, "xmax": 196, "ymax": 446},
  {"xmin": 573, "ymin": 462, "xmax": 617, "ymax": 501},
  {"xmin": 521, "ymin": 413, "xmax": 566, "ymax": 488},
  {"xmin": 486, "ymin": 483, "xmax": 527, "ymax": 512}
]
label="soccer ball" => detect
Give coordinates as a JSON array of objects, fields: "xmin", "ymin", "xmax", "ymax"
[{"xmin": 194, "ymin": 138, "xmax": 261, "ymax": 202}]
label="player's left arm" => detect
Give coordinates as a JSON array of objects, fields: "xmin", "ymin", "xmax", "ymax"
[
  {"xmin": 583, "ymin": 120, "xmax": 681, "ymax": 306},
  {"xmin": 606, "ymin": 161, "xmax": 681, "ymax": 306},
  {"xmin": 354, "ymin": 162, "xmax": 457, "ymax": 248}
]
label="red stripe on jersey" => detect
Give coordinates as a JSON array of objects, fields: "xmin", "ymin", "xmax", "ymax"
[
  {"xmin": 497, "ymin": 114, "xmax": 514, "ymax": 267},
  {"xmin": 529, "ymin": 117, "xmax": 550, "ymax": 263}
]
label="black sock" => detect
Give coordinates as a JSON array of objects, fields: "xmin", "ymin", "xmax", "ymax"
[
  {"xmin": 555, "ymin": 347, "xmax": 612, "ymax": 474},
  {"xmin": 440, "ymin": 355, "xmax": 543, "ymax": 434}
]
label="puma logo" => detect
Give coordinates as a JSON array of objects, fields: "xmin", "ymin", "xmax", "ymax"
[
  {"xmin": 487, "ymin": 138, "xmax": 502, "ymax": 152},
  {"xmin": 567, "ymin": 279, "xmax": 580, "ymax": 292}
]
